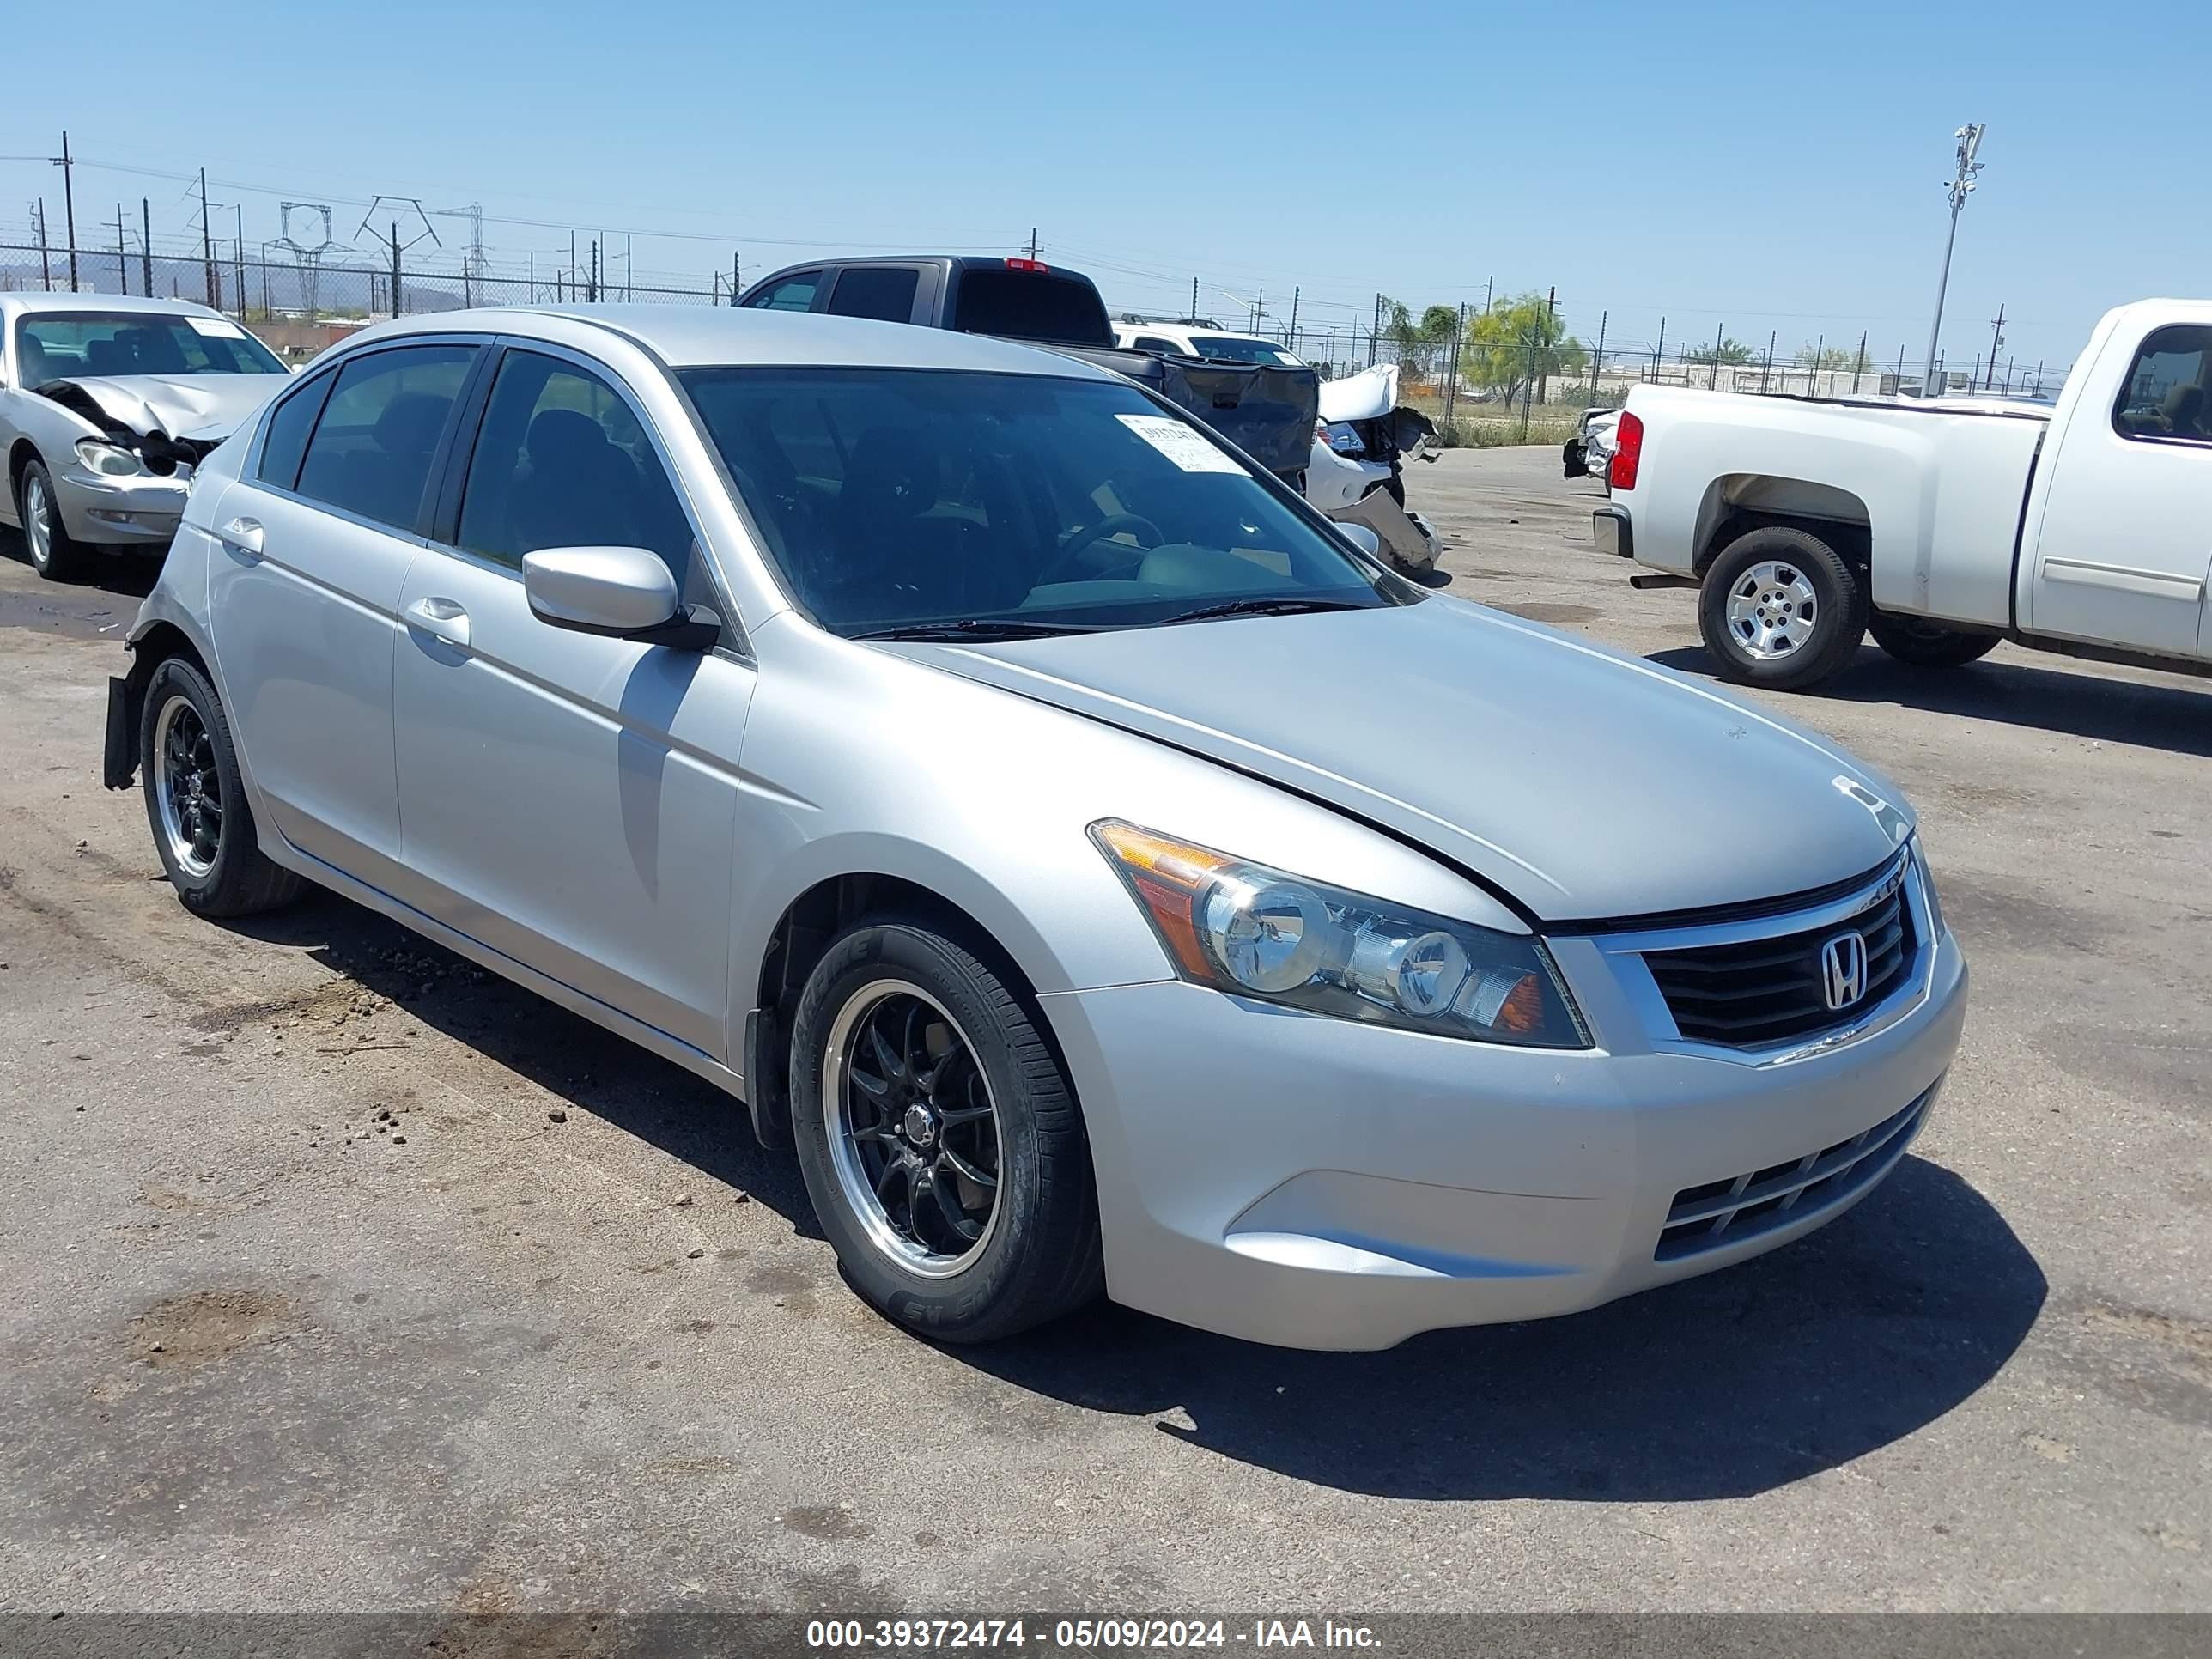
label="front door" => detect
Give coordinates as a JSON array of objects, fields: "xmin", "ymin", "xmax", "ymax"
[
  {"xmin": 2027, "ymin": 321, "xmax": 2212, "ymax": 659},
  {"xmin": 391, "ymin": 345, "xmax": 750, "ymax": 1060},
  {"xmin": 204, "ymin": 340, "xmax": 480, "ymax": 885}
]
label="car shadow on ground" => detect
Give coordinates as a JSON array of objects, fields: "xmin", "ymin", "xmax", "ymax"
[
  {"xmin": 0, "ymin": 526, "xmax": 162, "ymax": 599},
  {"xmin": 222, "ymin": 896, "xmax": 2041, "ymax": 1505},
  {"xmin": 964, "ymin": 1157, "xmax": 2044, "ymax": 1501},
  {"xmin": 216, "ymin": 890, "xmax": 821, "ymax": 1237},
  {"xmin": 1648, "ymin": 642, "xmax": 2212, "ymax": 759}
]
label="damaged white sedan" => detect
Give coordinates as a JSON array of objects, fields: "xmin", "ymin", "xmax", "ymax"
[{"xmin": 2, "ymin": 293, "xmax": 291, "ymax": 580}]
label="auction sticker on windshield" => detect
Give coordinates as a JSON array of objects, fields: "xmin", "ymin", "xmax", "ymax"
[
  {"xmin": 185, "ymin": 316, "xmax": 249, "ymax": 338},
  {"xmin": 1115, "ymin": 413, "xmax": 1242, "ymax": 473}
]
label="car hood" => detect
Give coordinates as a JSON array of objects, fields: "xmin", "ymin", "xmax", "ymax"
[
  {"xmin": 34, "ymin": 373, "xmax": 289, "ymax": 445},
  {"xmin": 884, "ymin": 598, "xmax": 1912, "ymax": 922},
  {"xmin": 1317, "ymin": 363, "xmax": 1399, "ymax": 423}
]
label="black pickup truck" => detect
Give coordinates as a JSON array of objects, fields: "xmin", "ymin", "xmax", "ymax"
[{"xmin": 735, "ymin": 255, "xmax": 1319, "ymax": 488}]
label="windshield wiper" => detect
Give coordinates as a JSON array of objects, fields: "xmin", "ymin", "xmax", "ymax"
[
  {"xmin": 848, "ymin": 618, "xmax": 1108, "ymax": 642},
  {"xmin": 1156, "ymin": 596, "xmax": 1372, "ymax": 627}
]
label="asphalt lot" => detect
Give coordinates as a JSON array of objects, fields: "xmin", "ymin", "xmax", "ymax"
[{"xmin": 1, "ymin": 444, "xmax": 2208, "ymax": 1616}]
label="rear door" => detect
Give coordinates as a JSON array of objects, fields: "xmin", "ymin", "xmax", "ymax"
[
  {"xmin": 2027, "ymin": 321, "xmax": 2212, "ymax": 659},
  {"xmin": 389, "ymin": 342, "xmax": 750, "ymax": 1058},
  {"xmin": 204, "ymin": 338, "xmax": 482, "ymax": 887},
  {"xmin": 825, "ymin": 264, "xmax": 936, "ymax": 325}
]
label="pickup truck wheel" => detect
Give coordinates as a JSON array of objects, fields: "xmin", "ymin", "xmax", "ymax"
[
  {"xmin": 139, "ymin": 657, "xmax": 305, "ymax": 918},
  {"xmin": 790, "ymin": 917, "xmax": 1103, "ymax": 1343},
  {"xmin": 1699, "ymin": 527, "xmax": 1867, "ymax": 691},
  {"xmin": 1869, "ymin": 611, "xmax": 2002, "ymax": 669},
  {"xmin": 17, "ymin": 459, "xmax": 94, "ymax": 583}
]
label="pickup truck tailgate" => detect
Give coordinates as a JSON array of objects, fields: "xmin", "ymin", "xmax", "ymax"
[{"xmin": 1153, "ymin": 357, "xmax": 1319, "ymax": 478}]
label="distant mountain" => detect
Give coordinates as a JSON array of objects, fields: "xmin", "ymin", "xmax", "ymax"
[{"xmin": 0, "ymin": 246, "xmax": 468, "ymax": 318}]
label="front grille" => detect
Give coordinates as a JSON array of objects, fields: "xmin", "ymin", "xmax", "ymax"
[
  {"xmin": 1643, "ymin": 865, "xmax": 1915, "ymax": 1048},
  {"xmin": 1656, "ymin": 1089, "xmax": 1931, "ymax": 1261}
]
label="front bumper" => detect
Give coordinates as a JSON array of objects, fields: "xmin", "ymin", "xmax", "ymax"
[
  {"xmin": 1042, "ymin": 896, "xmax": 1966, "ymax": 1351},
  {"xmin": 56, "ymin": 469, "xmax": 189, "ymax": 547}
]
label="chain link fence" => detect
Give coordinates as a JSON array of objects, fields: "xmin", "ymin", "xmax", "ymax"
[{"xmin": 0, "ymin": 240, "xmax": 727, "ymax": 363}]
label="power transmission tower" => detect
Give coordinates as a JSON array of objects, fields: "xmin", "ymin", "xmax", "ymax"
[
  {"xmin": 1923, "ymin": 123, "xmax": 1985, "ymax": 392},
  {"xmin": 273, "ymin": 203, "xmax": 350, "ymax": 319},
  {"xmin": 433, "ymin": 203, "xmax": 487, "ymax": 307},
  {"xmin": 355, "ymin": 198, "xmax": 438, "ymax": 319}
]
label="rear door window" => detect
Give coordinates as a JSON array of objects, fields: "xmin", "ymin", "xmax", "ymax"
[
  {"xmin": 293, "ymin": 344, "xmax": 477, "ymax": 532},
  {"xmin": 257, "ymin": 370, "xmax": 337, "ymax": 491},
  {"xmin": 744, "ymin": 271, "xmax": 825, "ymax": 312},
  {"xmin": 827, "ymin": 267, "xmax": 921, "ymax": 324}
]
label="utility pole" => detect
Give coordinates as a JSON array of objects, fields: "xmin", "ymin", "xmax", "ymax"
[
  {"xmin": 1590, "ymin": 310, "xmax": 1607, "ymax": 401},
  {"xmin": 234, "ymin": 205, "xmax": 246, "ymax": 317},
  {"xmin": 1190, "ymin": 276, "xmax": 1198, "ymax": 321},
  {"xmin": 732, "ymin": 252, "xmax": 741, "ymax": 306},
  {"xmin": 36, "ymin": 200, "xmax": 52, "ymax": 289},
  {"xmin": 1484, "ymin": 276, "xmax": 1492, "ymax": 313},
  {"xmin": 1370, "ymin": 292, "xmax": 1382, "ymax": 367},
  {"xmin": 1252, "ymin": 287, "xmax": 1263, "ymax": 332},
  {"xmin": 1711, "ymin": 321, "xmax": 1724, "ymax": 390},
  {"xmin": 1762, "ymin": 330, "xmax": 1776, "ymax": 393},
  {"xmin": 391, "ymin": 223, "xmax": 403, "ymax": 319},
  {"xmin": 1984, "ymin": 303, "xmax": 2005, "ymax": 390},
  {"xmin": 198, "ymin": 169, "xmax": 219, "ymax": 307},
  {"xmin": 1287, "ymin": 285, "xmax": 1299, "ymax": 347},
  {"xmin": 112, "ymin": 203, "xmax": 129, "ymax": 295},
  {"xmin": 54, "ymin": 131, "xmax": 79, "ymax": 289},
  {"xmin": 1028, "ymin": 226, "xmax": 1038, "ymax": 261},
  {"xmin": 626, "ymin": 233, "xmax": 633, "ymax": 300},
  {"xmin": 140, "ymin": 199, "xmax": 153, "ymax": 298},
  {"xmin": 1654, "ymin": 317, "xmax": 1666, "ymax": 382},
  {"xmin": 1852, "ymin": 331, "xmax": 1868, "ymax": 394},
  {"xmin": 1923, "ymin": 122, "xmax": 1986, "ymax": 392}
]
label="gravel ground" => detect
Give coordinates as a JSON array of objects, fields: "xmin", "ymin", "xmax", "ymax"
[{"xmin": 1, "ymin": 447, "xmax": 2207, "ymax": 1616}]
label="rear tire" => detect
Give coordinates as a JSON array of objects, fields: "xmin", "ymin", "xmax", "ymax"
[
  {"xmin": 139, "ymin": 657, "xmax": 305, "ymax": 918},
  {"xmin": 17, "ymin": 459, "xmax": 93, "ymax": 582},
  {"xmin": 1698, "ymin": 526, "xmax": 1867, "ymax": 691},
  {"xmin": 790, "ymin": 916, "xmax": 1103, "ymax": 1343},
  {"xmin": 1869, "ymin": 611, "xmax": 2001, "ymax": 669}
]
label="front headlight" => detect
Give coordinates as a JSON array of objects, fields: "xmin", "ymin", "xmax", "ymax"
[
  {"xmin": 75, "ymin": 439, "xmax": 146, "ymax": 478},
  {"xmin": 1090, "ymin": 820, "xmax": 1589, "ymax": 1048},
  {"xmin": 1322, "ymin": 420, "xmax": 1365, "ymax": 456}
]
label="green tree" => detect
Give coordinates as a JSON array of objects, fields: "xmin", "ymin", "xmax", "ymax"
[
  {"xmin": 1684, "ymin": 336, "xmax": 1755, "ymax": 366},
  {"xmin": 1792, "ymin": 344, "xmax": 1855, "ymax": 370},
  {"xmin": 1462, "ymin": 291, "xmax": 1586, "ymax": 405}
]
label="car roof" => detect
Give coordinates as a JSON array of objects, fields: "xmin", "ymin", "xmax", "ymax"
[
  {"xmin": 0, "ymin": 292, "xmax": 228, "ymax": 320},
  {"xmin": 336, "ymin": 303, "xmax": 1121, "ymax": 380}
]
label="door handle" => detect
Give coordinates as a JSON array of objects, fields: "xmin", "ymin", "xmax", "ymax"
[
  {"xmin": 219, "ymin": 516, "xmax": 264, "ymax": 558},
  {"xmin": 404, "ymin": 595, "xmax": 471, "ymax": 650}
]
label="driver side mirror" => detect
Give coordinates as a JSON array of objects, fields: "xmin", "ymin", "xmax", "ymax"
[
  {"xmin": 1334, "ymin": 521, "xmax": 1382, "ymax": 561},
  {"xmin": 521, "ymin": 546, "xmax": 720, "ymax": 650}
]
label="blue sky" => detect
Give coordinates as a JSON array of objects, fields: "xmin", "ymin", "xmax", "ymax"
[{"xmin": 8, "ymin": 0, "xmax": 2207, "ymax": 374}]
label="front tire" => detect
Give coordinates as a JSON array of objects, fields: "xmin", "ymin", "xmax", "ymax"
[
  {"xmin": 790, "ymin": 917, "xmax": 1103, "ymax": 1343},
  {"xmin": 1869, "ymin": 611, "xmax": 2001, "ymax": 669},
  {"xmin": 17, "ymin": 459, "xmax": 93, "ymax": 582},
  {"xmin": 1698, "ymin": 526, "xmax": 1868, "ymax": 690},
  {"xmin": 139, "ymin": 657, "xmax": 304, "ymax": 918}
]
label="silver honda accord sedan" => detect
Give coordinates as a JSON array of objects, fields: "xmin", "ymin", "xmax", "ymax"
[{"xmin": 102, "ymin": 305, "xmax": 1966, "ymax": 1350}]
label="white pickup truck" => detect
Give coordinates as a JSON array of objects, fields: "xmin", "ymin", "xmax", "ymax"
[{"xmin": 1595, "ymin": 299, "xmax": 2212, "ymax": 690}]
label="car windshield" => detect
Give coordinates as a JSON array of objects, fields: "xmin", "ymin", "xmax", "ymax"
[
  {"xmin": 15, "ymin": 312, "xmax": 286, "ymax": 380},
  {"xmin": 679, "ymin": 367, "xmax": 1401, "ymax": 638},
  {"xmin": 1188, "ymin": 336, "xmax": 1302, "ymax": 367}
]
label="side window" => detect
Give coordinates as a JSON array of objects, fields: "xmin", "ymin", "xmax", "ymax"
[
  {"xmin": 826, "ymin": 267, "xmax": 920, "ymax": 324},
  {"xmin": 2113, "ymin": 325, "xmax": 2212, "ymax": 445},
  {"xmin": 455, "ymin": 350, "xmax": 694, "ymax": 580},
  {"xmin": 1133, "ymin": 336, "xmax": 1178, "ymax": 355},
  {"xmin": 744, "ymin": 271, "xmax": 823, "ymax": 313},
  {"xmin": 257, "ymin": 371, "xmax": 336, "ymax": 491},
  {"xmin": 294, "ymin": 344, "xmax": 477, "ymax": 532}
]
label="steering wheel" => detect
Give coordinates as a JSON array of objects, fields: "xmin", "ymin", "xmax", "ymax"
[{"xmin": 1036, "ymin": 513, "xmax": 1165, "ymax": 586}]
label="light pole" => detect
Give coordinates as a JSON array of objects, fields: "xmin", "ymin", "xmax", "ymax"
[{"xmin": 1923, "ymin": 122, "xmax": 1985, "ymax": 394}]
